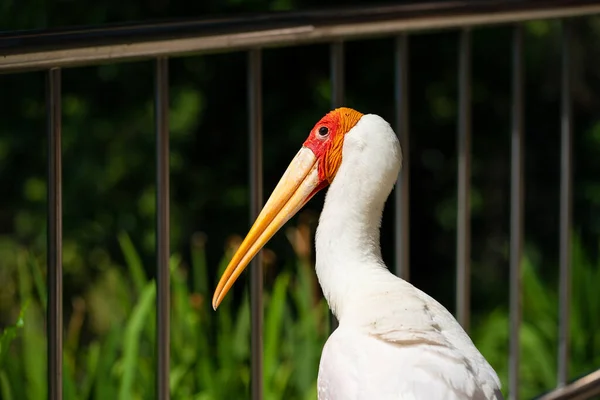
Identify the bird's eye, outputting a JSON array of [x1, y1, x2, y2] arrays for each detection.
[[318, 126, 329, 137]]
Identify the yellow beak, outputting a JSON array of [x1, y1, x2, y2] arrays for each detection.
[[212, 147, 321, 310]]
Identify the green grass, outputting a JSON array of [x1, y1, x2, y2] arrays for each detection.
[[474, 236, 600, 399], [0, 229, 599, 399], [0, 223, 330, 400]]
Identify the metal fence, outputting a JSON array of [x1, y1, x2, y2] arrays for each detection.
[[2, 1, 600, 399]]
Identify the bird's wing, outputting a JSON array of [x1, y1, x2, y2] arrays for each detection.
[[327, 284, 502, 400], [318, 326, 503, 400], [354, 283, 499, 373], [361, 289, 452, 346]]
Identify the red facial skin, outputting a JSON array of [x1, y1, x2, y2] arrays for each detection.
[[302, 107, 364, 199], [303, 110, 342, 183]]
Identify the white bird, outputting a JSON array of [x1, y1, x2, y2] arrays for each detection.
[[212, 108, 503, 400]]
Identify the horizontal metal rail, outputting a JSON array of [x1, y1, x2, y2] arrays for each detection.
[[2, 1, 600, 73], [539, 369, 600, 400]]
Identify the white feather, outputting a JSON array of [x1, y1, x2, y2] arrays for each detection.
[[313, 114, 502, 400]]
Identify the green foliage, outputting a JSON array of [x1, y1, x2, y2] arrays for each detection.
[[0, 227, 329, 400], [1, 230, 599, 399], [0, 301, 28, 368], [473, 235, 600, 399]]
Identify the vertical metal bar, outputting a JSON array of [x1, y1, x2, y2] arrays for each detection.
[[331, 41, 344, 109], [155, 57, 170, 400], [558, 20, 572, 388], [456, 28, 472, 332], [330, 40, 344, 332], [248, 48, 264, 400], [47, 67, 63, 400], [394, 35, 410, 281], [509, 24, 524, 400]]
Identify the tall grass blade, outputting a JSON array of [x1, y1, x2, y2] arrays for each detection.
[[27, 254, 46, 310], [118, 282, 156, 400], [62, 358, 77, 400], [94, 327, 121, 400], [80, 342, 100, 400], [117, 231, 147, 295], [0, 370, 13, 400], [17, 250, 45, 400], [0, 300, 28, 367], [264, 272, 290, 389]]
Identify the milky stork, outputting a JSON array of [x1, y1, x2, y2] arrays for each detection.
[[212, 108, 503, 400]]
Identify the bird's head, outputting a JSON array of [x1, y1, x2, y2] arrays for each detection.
[[212, 107, 400, 309]]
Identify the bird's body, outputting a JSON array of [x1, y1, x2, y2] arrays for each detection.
[[312, 114, 502, 399], [319, 322, 501, 400], [213, 108, 503, 400]]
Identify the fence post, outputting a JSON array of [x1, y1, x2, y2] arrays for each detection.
[[47, 67, 63, 400], [394, 34, 410, 281], [248, 48, 264, 400], [456, 28, 472, 332], [155, 56, 171, 400], [509, 23, 525, 400]]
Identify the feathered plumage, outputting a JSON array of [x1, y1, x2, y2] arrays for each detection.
[[213, 109, 502, 400]]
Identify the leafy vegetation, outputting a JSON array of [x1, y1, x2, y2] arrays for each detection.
[[0, 221, 331, 400], [1, 227, 599, 399], [475, 235, 600, 399]]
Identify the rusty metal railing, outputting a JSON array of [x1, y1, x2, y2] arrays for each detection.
[[2, 1, 600, 399], [509, 22, 525, 400]]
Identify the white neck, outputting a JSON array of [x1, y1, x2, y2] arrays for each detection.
[[313, 114, 402, 320], [315, 179, 389, 319]]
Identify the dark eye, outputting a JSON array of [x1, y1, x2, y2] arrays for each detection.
[[318, 126, 329, 137]]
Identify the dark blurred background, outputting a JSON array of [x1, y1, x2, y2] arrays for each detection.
[[1, 1, 600, 399]]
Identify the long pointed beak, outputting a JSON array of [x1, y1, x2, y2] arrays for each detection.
[[212, 147, 322, 310]]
